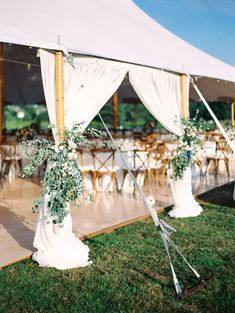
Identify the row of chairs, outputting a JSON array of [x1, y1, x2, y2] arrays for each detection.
[[0, 137, 231, 192], [203, 139, 231, 176], [77, 144, 170, 193], [78, 138, 232, 194]]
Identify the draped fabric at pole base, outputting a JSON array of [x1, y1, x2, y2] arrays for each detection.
[[129, 67, 202, 217], [33, 196, 92, 270], [35, 50, 127, 269], [168, 168, 203, 218]]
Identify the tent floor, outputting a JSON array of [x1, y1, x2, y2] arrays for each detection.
[[1, 162, 235, 269]]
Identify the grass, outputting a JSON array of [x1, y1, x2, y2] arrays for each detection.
[[0, 202, 234, 313]]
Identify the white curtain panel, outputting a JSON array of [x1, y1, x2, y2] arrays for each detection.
[[64, 56, 128, 130], [129, 67, 202, 218], [129, 67, 182, 136]]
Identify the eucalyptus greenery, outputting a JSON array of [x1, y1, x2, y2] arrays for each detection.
[[172, 115, 207, 180], [20, 123, 104, 225]]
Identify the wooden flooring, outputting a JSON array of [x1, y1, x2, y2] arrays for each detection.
[[0, 161, 235, 268]]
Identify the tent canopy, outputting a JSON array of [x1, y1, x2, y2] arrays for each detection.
[[1, 0, 235, 82], [1, 0, 235, 103]]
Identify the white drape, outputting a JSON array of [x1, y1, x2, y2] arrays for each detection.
[[33, 195, 91, 270], [64, 56, 128, 130], [129, 67, 202, 218], [168, 168, 203, 218], [39, 52, 128, 131], [129, 67, 182, 136]]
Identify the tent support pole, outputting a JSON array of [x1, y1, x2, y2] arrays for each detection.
[[231, 100, 234, 127], [0, 43, 3, 143], [55, 51, 65, 140], [180, 74, 189, 118], [112, 91, 118, 130]]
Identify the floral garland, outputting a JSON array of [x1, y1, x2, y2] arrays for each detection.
[[20, 123, 104, 225], [172, 116, 207, 180]]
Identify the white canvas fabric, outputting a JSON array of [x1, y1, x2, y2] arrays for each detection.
[[129, 67, 182, 136], [39, 51, 128, 130], [64, 56, 128, 130], [33, 195, 92, 270], [0, 0, 235, 84], [169, 168, 203, 218]]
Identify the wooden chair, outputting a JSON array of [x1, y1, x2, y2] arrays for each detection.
[[76, 149, 93, 175], [0, 147, 6, 186], [151, 143, 170, 187], [0, 142, 22, 177], [120, 149, 149, 194], [91, 148, 119, 192], [137, 133, 158, 150], [204, 139, 231, 176]]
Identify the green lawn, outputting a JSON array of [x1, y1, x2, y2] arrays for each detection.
[[0, 202, 234, 313]]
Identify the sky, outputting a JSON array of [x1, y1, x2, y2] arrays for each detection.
[[133, 0, 235, 67]]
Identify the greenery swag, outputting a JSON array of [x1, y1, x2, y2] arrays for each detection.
[[20, 124, 104, 225], [172, 116, 207, 180]]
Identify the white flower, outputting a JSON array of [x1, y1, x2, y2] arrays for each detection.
[[52, 144, 59, 153], [59, 145, 64, 151], [68, 152, 74, 160], [68, 140, 77, 149], [68, 152, 77, 160]]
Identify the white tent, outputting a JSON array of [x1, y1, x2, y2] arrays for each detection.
[[0, 0, 234, 274], [1, 0, 235, 103], [1, 0, 235, 83]]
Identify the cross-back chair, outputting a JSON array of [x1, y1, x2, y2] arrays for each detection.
[[0, 142, 22, 177], [91, 148, 119, 192], [120, 149, 149, 194], [204, 139, 231, 176]]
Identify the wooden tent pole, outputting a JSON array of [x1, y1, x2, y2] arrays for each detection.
[[55, 51, 65, 140], [180, 74, 189, 119], [0, 43, 4, 143], [231, 100, 234, 127], [112, 91, 118, 130]]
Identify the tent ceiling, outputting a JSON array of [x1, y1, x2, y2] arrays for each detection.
[[116, 76, 235, 103], [0, 0, 235, 84], [3, 45, 44, 104]]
